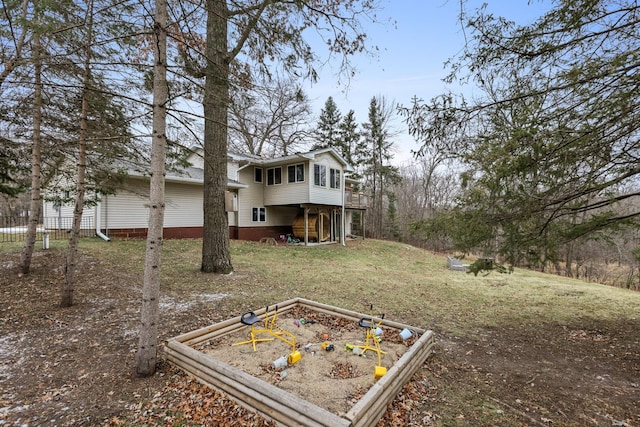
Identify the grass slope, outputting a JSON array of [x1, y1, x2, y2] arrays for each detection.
[[1, 237, 638, 426]]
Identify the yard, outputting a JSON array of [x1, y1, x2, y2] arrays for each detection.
[[1, 238, 638, 426]]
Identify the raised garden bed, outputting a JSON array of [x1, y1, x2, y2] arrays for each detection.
[[164, 297, 435, 427]]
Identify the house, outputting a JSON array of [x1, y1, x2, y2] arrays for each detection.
[[42, 148, 369, 244]]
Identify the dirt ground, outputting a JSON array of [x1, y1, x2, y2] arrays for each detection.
[[1, 250, 639, 426]]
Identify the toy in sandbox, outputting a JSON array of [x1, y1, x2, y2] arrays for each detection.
[[353, 305, 387, 379], [232, 305, 302, 365]]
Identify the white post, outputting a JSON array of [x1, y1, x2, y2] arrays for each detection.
[[341, 171, 346, 246]]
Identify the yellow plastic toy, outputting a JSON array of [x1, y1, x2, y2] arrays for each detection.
[[233, 305, 301, 365], [355, 305, 387, 379]]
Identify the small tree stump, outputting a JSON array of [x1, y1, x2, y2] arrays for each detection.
[[259, 237, 278, 246]]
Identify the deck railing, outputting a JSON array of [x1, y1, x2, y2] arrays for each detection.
[[344, 188, 370, 209]]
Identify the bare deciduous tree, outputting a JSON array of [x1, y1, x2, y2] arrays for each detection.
[[228, 76, 312, 157]]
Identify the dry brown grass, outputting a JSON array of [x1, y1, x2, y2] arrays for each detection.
[[1, 237, 638, 426]]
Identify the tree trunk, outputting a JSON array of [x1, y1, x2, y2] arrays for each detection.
[[19, 33, 43, 275], [62, 0, 93, 308], [135, 0, 167, 377], [201, 0, 233, 274]]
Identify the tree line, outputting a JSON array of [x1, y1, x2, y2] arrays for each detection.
[[397, 0, 640, 289], [297, 0, 640, 291]]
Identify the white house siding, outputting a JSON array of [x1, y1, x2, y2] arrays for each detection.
[[163, 182, 203, 227], [186, 150, 242, 176], [236, 166, 266, 226], [226, 191, 237, 227], [264, 178, 310, 205], [42, 200, 94, 230], [308, 154, 344, 206], [101, 179, 204, 230], [249, 154, 346, 218], [41, 175, 96, 230], [102, 180, 151, 229], [41, 148, 359, 242], [227, 161, 239, 180], [263, 161, 310, 206], [268, 206, 299, 226]]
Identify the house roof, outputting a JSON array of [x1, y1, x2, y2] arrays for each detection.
[[180, 146, 358, 188], [227, 147, 355, 173], [127, 166, 248, 189]]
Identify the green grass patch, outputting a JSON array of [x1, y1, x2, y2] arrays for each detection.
[[51, 237, 636, 336], [5, 237, 638, 336]]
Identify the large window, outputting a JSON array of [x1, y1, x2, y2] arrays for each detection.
[[288, 164, 304, 183], [314, 164, 326, 187], [330, 168, 341, 189], [254, 167, 263, 183], [252, 207, 266, 222], [267, 167, 282, 185]]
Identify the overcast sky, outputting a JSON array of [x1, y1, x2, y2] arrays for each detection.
[[304, 0, 553, 165]]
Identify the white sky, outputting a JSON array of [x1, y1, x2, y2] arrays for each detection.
[[304, 0, 553, 166]]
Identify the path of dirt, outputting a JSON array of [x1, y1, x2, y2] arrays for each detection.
[[1, 250, 639, 426]]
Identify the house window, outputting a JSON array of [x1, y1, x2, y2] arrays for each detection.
[[252, 207, 266, 222], [330, 168, 341, 189], [254, 167, 263, 183], [266, 167, 282, 185], [288, 163, 304, 183], [314, 164, 326, 187]]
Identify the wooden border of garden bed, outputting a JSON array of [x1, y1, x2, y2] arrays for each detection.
[[164, 297, 435, 427]]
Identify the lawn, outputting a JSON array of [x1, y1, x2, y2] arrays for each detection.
[[1, 237, 638, 426]]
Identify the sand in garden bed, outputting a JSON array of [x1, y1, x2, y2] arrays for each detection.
[[195, 307, 417, 416]]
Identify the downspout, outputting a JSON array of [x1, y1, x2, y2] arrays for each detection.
[[95, 195, 110, 241], [341, 171, 346, 246]]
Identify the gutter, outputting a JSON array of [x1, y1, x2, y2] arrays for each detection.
[[236, 162, 251, 180], [95, 196, 111, 241]]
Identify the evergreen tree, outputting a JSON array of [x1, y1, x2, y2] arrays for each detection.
[[402, 0, 640, 267], [0, 138, 25, 197], [136, 0, 168, 377], [6, 0, 139, 275], [338, 109, 366, 184], [385, 189, 400, 240], [361, 96, 399, 238], [312, 96, 342, 150]]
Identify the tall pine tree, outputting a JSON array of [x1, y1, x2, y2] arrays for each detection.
[[361, 96, 399, 238], [338, 109, 365, 182], [312, 96, 342, 150]]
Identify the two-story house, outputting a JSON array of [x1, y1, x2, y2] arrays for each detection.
[[42, 147, 369, 244]]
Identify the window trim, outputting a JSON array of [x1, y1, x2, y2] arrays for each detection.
[[266, 167, 282, 186], [251, 207, 266, 222], [330, 168, 341, 189], [314, 164, 326, 187], [288, 163, 305, 183]]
